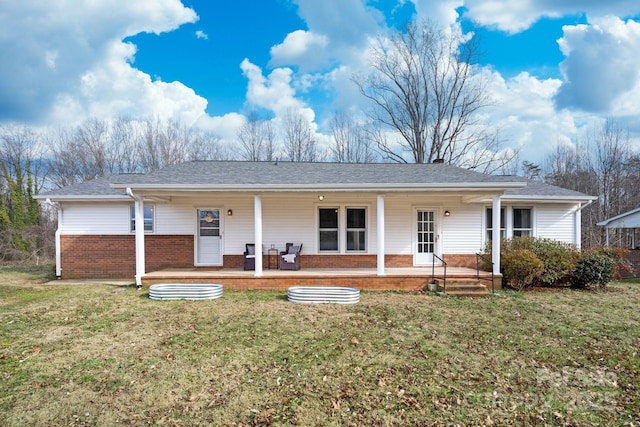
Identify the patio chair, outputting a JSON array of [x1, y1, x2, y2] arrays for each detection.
[[243, 243, 256, 271], [280, 243, 303, 270]]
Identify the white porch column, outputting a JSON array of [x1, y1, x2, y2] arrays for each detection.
[[254, 195, 263, 277], [492, 195, 501, 275], [377, 194, 385, 276], [127, 188, 145, 289]]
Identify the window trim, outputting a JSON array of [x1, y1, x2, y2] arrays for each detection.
[[130, 204, 155, 234], [484, 205, 535, 244], [318, 206, 340, 252], [512, 206, 533, 237], [317, 205, 370, 253]]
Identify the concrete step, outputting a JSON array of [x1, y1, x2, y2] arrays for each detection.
[[432, 280, 491, 297]]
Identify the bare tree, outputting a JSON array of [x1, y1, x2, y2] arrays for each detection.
[[355, 20, 502, 166], [185, 129, 227, 161], [281, 108, 320, 162], [138, 118, 188, 171], [329, 112, 377, 163], [544, 120, 634, 248], [48, 118, 137, 187], [237, 110, 275, 161]]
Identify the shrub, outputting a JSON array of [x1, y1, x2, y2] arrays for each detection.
[[502, 249, 544, 291], [587, 246, 632, 279], [484, 237, 578, 287], [571, 251, 617, 289]]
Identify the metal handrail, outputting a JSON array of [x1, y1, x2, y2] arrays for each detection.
[[431, 254, 447, 293], [475, 253, 495, 294]]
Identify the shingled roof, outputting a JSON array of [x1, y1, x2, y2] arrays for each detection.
[[36, 161, 593, 201]]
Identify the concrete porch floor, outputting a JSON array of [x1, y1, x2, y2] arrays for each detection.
[[142, 267, 498, 292]]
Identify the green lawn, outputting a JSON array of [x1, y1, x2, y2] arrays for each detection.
[[1, 266, 639, 426]]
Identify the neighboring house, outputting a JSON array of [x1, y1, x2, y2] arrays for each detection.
[[597, 207, 640, 248], [597, 207, 640, 277], [36, 161, 595, 288]]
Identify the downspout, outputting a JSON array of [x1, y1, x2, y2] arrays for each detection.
[[126, 188, 145, 289], [46, 199, 62, 278], [574, 200, 594, 251]]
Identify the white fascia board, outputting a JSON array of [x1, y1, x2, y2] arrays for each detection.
[[34, 195, 130, 202], [501, 195, 597, 203], [111, 182, 527, 192]]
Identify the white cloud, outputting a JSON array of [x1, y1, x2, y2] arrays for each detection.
[[47, 41, 207, 126], [482, 71, 574, 161], [555, 16, 640, 113], [0, 0, 198, 125], [293, 0, 383, 46], [195, 30, 208, 40], [270, 30, 329, 69], [410, 0, 465, 29], [459, 0, 640, 34], [240, 58, 306, 114], [195, 112, 245, 142]]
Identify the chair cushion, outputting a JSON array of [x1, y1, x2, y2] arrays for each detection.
[[282, 254, 296, 263], [288, 245, 300, 254], [247, 245, 255, 255]]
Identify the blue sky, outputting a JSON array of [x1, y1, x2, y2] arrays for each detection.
[[1, 1, 640, 166]]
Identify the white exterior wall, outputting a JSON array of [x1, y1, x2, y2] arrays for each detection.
[[59, 196, 581, 257], [62, 202, 130, 234], [535, 203, 576, 244], [441, 202, 484, 254]]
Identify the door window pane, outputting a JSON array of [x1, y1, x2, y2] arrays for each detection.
[[417, 210, 435, 253], [199, 209, 220, 237]]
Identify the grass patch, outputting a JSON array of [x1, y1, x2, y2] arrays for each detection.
[[0, 270, 639, 425]]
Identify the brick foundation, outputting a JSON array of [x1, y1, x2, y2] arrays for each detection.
[[60, 234, 480, 279], [60, 235, 193, 279]]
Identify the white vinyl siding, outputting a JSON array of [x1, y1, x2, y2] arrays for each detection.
[[62, 203, 131, 234], [441, 203, 484, 254], [536, 204, 576, 244]]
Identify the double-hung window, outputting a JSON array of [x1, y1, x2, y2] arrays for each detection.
[[130, 205, 155, 233], [318, 206, 368, 252], [319, 208, 339, 251], [513, 207, 533, 237], [486, 207, 505, 241], [346, 208, 366, 251]]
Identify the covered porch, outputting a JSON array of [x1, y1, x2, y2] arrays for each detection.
[[141, 266, 499, 294]]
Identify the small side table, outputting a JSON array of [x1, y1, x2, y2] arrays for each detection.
[[267, 247, 280, 269]]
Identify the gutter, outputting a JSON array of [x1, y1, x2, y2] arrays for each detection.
[[46, 199, 62, 278]]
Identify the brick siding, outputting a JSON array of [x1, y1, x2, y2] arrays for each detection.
[[60, 235, 193, 279], [60, 234, 479, 278]]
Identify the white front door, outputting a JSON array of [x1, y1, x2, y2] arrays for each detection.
[[196, 208, 222, 266], [414, 208, 439, 266]]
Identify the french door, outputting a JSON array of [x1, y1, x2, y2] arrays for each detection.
[[414, 208, 439, 266]]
